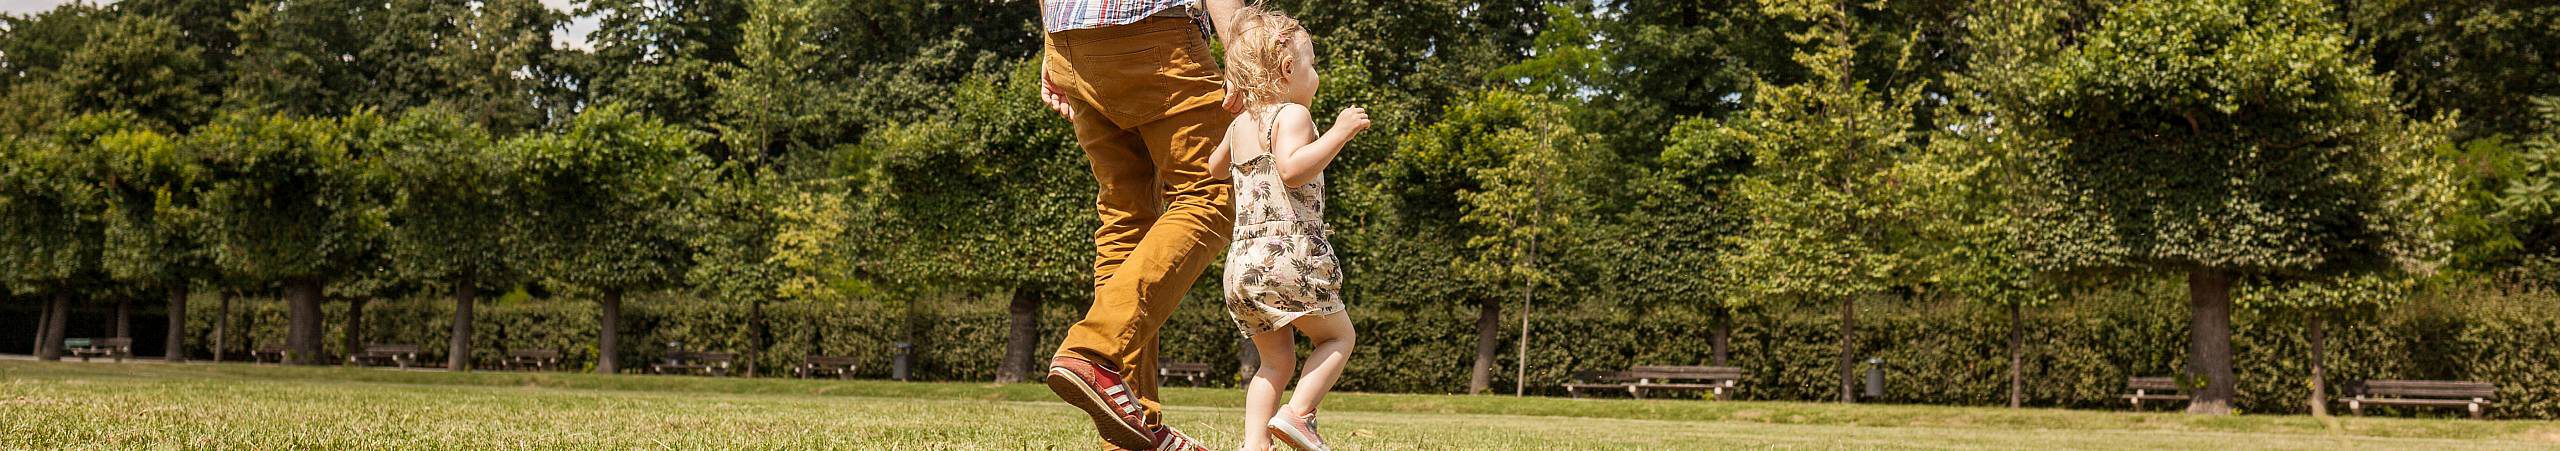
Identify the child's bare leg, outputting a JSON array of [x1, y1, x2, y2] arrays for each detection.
[[1285, 312, 1356, 414], [1242, 327, 1297, 451]]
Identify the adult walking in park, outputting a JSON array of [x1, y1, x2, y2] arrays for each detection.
[[1034, 0, 1243, 450]]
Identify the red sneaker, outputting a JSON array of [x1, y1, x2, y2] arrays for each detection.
[[1149, 424, 1211, 451], [1047, 357, 1153, 449]]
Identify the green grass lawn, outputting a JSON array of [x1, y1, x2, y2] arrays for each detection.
[[3, 360, 2555, 449]]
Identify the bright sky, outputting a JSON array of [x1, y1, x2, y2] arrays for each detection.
[[0, 0, 604, 50]]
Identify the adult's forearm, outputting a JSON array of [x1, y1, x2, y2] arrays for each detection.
[[1202, 0, 1243, 44]]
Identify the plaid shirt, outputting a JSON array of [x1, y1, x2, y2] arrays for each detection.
[[1042, 0, 1198, 33]]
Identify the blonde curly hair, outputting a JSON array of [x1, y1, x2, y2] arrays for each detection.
[[1223, 4, 1308, 108]]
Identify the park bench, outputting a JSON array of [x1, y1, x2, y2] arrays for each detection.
[[793, 355, 860, 379], [2344, 380, 2497, 419], [64, 338, 133, 362], [2122, 376, 2190, 410], [503, 349, 565, 371], [252, 345, 288, 364], [1564, 365, 1748, 400], [348, 344, 432, 369], [651, 351, 734, 377], [1160, 362, 1213, 387]]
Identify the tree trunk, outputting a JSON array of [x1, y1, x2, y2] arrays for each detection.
[[214, 292, 231, 363], [1467, 300, 1503, 395], [1710, 306, 1732, 366], [115, 297, 132, 339], [38, 292, 70, 361], [1755, 309, 1777, 394], [2185, 269, 2236, 415], [32, 295, 51, 356], [2009, 302, 2024, 409], [997, 289, 1042, 384], [748, 299, 766, 378], [749, 300, 768, 378], [1839, 296, 1858, 403], [450, 283, 477, 371], [598, 289, 622, 375], [285, 278, 324, 365], [1516, 279, 1533, 396], [343, 297, 367, 364], [166, 285, 189, 362], [2309, 311, 2329, 417]]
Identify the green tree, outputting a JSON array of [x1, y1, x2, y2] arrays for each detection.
[[2491, 97, 2560, 275], [711, 0, 821, 167], [90, 112, 221, 363], [1953, 0, 2457, 414], [0, 4, 110, 85], [372, 107, 519, 370], [1706, 0, 1928, 404], [511, 104, 708, 374], [193, 112, 385, 365], [1378, 88, 1605, 394], [51, 13, 215, 132], [1598, 0, 1798, 156], [116, 0, 259, 69], [1455, 93, 1608, 396], [1629, 119, 1754, 366], [221, 0, 350, 117], [2345, 0, 2560, 142], [681, 168, 806, 375], [427, 0, 565, 133], [0, 119, 113, 361], [574, 0, 745, 140], [860, 60, 1086, 383], [2238, 275, 2411, 417]]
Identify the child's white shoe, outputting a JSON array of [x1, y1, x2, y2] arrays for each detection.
[[1264, 404, 1329, 451]]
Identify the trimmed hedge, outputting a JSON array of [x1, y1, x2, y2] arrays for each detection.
[[180, 284, 2560, 419]]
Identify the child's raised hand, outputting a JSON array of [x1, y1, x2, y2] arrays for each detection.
[[1334, 107, 1371, 136]]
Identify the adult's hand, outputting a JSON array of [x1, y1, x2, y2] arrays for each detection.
[[1041, 62, 1076, 120], [1206, 0, 1245, 114], [1222, 79, 1244, 113]]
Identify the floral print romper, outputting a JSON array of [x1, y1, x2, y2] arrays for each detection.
[[1223, 104, 1346, 338]]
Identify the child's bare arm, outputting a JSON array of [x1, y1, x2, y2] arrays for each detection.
[[1206, 132, 1233, 180], [1271, 105, 1371, 188]]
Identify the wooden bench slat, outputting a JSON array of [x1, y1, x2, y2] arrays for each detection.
[[2358, 380, 2497, 398], [2121, 394, 2191, 401], [1562, 365, 1747, 400], [654, 350, 735, 377], [2366, 389, 2499, 398], [2344, 379, 2498, 419], [803, 356, 860, 365], [2356, 398, 2494, 407], [2125, 377, 2180, 391], [2363, 380, 2495, 388], [1630, 383, 1725, 390]]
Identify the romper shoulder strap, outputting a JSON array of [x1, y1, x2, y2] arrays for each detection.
[[1261, 103, 1291, 152]]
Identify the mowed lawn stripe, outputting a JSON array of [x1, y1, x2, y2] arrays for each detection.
[[2, 360, 2555, 449]]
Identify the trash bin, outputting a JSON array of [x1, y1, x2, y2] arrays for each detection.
[[892, 342, 914, 381], [1864, 357, 1885, 399]]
